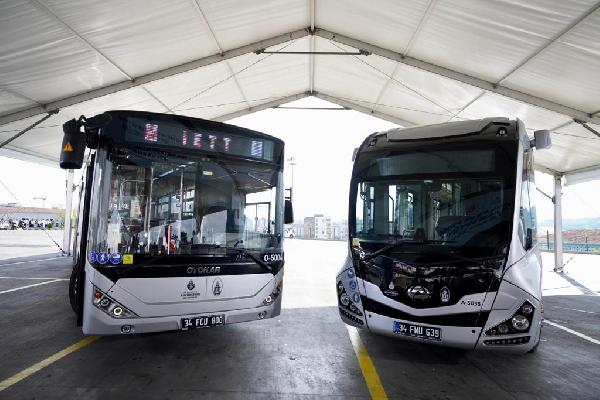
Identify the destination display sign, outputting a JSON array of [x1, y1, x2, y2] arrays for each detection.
[[124, 116, 275, 161]]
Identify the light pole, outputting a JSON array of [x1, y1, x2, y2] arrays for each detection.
[[286, 157, 296, 189]]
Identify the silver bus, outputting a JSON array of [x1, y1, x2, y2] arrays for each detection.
[[336, 118, 550, 352], [60, 110, 292, 335]]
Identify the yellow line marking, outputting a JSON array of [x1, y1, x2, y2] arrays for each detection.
[[346, 326, 388, 400], [0, 336, 100, 392]]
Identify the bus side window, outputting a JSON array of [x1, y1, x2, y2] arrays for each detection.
[[520, 150, 536, 249]]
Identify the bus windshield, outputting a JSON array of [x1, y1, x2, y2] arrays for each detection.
[[352, 143, 517, 257], [90, 147, 283, 257]]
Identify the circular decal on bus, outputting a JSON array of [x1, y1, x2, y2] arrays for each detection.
[[97, 252, 109, 265], [109, 253, 123, 264]]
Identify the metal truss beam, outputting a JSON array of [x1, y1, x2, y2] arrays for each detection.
[[312, 92, 417, 127], [213, 92, 310, 122], [315, 29, 600, 125], [0, 28, 310, 127]]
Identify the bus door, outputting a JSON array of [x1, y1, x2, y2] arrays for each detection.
[[69, 155, 94, 325]]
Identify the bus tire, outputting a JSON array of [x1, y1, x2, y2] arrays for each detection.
[[69, 266, 80, 315]]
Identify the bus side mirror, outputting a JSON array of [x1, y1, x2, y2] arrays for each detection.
[[525, 228, 534, 250], [532, 130, 551, 150], [60, 119, 86, 169], [284, 199, 294, 224]]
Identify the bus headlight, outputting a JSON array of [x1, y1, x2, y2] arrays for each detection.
[[340, 294, 350, 306], [92, 286, 138, 319], [511, 315, 530, 331], [336, 278, 364, 324], [485, 301, 534, 336], [497, 324, 509, 334], [521, 303, 534, 315], [262, 280, 283, 306]]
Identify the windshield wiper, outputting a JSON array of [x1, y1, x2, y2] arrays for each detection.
[[221, 247, 273, 273], [362, 239, 456, 261], [363, 239, 418, 261], [445, 251, 505, 267]]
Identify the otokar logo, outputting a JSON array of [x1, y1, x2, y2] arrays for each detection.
[[186, 266, 221, 275]]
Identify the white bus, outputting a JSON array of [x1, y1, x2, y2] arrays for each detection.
[[61, 110, 292, 335], [336, 118, 550, 352]]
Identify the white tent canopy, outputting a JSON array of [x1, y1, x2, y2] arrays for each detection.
[[1, 0, 600, 182]]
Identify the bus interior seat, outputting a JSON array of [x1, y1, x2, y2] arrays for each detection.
[[435, 216, 465, 236], [414, 228, 426, 241]]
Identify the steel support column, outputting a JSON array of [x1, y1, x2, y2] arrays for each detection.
[[62, 169, 74, 256], [553, 175, 564, 272]]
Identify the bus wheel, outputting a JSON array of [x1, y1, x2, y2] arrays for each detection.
[[69, 267, 80, 315]]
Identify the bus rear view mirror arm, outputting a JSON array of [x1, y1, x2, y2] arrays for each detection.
[[531, 130, 551, 150], [525, 228, 534, 251]]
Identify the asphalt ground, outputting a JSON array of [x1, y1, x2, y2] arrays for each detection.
[[0, 230, 63, 260], [0, 240, 599, 400]]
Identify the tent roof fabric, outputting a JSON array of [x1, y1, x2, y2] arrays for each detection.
[[0, 0, 599, 180]]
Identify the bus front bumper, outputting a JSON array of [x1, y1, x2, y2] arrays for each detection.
[[82, 296, 282, 335], [354, 310, 539, 353]]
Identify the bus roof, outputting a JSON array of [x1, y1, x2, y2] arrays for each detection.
[[384, 117, 511, 142]]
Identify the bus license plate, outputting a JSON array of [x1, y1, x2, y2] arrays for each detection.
[[393, 321, 441, 341], [181, 314, 225, 330]]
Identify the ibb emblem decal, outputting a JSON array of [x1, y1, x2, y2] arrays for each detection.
[[440, 286, 450, 303], [212, 278, 223, 296], [407, 285, 431, 301], [181, 279, 201, 300]]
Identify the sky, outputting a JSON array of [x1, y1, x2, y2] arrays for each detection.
[[1, 96, 600, 223]]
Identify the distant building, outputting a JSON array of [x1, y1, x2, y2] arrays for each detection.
[[297, 215, 347, 240], [303, 216, 315, 239], [332, 220, 349, 240], [314, 214, 332, 239], [291, 222, 304, 238]]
